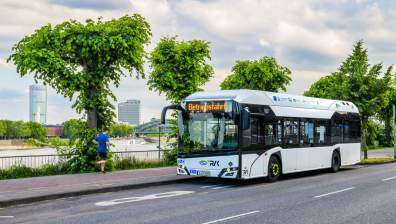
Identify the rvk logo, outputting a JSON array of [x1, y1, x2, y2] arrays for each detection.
[[199, 160, 220, 166]]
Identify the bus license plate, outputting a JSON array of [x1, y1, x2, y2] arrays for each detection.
[[190, 169, 211, 176]]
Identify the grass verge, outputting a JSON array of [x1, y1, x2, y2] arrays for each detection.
[[360, 157, 396, 165]]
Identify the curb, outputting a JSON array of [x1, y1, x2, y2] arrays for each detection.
[[0, 176, 198, 208], [357, 159, 396, 166]]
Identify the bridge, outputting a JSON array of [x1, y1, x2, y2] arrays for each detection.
[[134, 118, 174, 135]]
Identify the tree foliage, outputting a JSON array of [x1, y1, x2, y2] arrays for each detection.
[[8, 14, 151, 172], [62, 119, 87, 140], [8, 14, 151, 129], [0, 120, 46, 140], [109, 123, 134, 137], [304, 40, 393, 157], [220, 56, 291, 92], [148, 36, 214, 104]]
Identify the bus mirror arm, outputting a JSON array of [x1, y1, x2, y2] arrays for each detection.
[[161, 104, 184, 124]]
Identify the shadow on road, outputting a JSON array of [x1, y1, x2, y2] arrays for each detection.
[[180, 166, 361, 188]]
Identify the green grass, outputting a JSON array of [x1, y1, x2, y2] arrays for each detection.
[[367, 145, 389, 150], [0, 163, 70, 180], [360, 157, 396, 164], [141, 133, 168, 137], [0, 157, 173, 180], [114, 157, 172, 170]]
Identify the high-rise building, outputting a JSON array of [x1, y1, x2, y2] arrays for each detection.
[[29, 85, 47, 124], [118, 99, 140, 126]]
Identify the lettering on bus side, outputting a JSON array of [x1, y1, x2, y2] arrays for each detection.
[[199, 160, 220, 167]]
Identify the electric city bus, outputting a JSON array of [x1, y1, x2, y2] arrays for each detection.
[[161, 90, 361, 182]]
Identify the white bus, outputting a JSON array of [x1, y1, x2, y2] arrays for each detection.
[[161, 89, 361, 182]]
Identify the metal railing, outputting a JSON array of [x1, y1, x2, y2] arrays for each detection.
[[0, 150, 170, 170]]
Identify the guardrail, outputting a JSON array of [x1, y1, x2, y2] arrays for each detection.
[[0, 150, 170, 170]]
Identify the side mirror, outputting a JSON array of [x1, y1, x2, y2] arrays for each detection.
[[241, 107, 250, 130], [161, 104, 183, 124]]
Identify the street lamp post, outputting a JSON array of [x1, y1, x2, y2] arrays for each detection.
[[158, 124, 163, 160], [393, 104, 396, 159]]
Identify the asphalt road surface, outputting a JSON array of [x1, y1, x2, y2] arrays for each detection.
[[1, 163, 396, 224]]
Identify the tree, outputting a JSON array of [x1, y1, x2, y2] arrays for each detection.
[[26, 122, 47, 141], [377, 77, 396, 146], [19, 122, 32, 139], [62, 119, 87, 140], [220, 56, 291, 92], [148, 37, 214, 164], [148, 36, 214, 104], [8, 15, 151, 172], [8, 14, 151, 130], [0, 121, 6, 138], [109, 123, 133, 137], [304, 40, 392, 159]]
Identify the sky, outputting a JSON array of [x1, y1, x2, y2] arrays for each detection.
[[0, 0, 395, 124]]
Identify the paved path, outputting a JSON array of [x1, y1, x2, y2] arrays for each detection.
[[366, 147, 395, 158], [1, 163, 396, 224], [0, 167, 193, 207]]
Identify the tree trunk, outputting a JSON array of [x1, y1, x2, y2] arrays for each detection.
[[361, 116, 368, 159], [87, 88, 98, 130]]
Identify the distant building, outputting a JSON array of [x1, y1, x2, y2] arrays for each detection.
[[118, 99, 140, 126], [29, 85, 47, 124], [44, 124, 63, 137]]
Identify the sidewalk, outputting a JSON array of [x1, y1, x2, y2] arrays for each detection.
[[0, 167, 195, 208], [365, 147, 395, 158]]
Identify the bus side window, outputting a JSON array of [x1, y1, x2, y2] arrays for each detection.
[[314, 120, 330, 145], [300, 120, 314, 145], [331, 120, 343, 144], [284, 119, 299, 145], [263, 123, 275, 145]]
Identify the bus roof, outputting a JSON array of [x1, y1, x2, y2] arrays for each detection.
[[184, 89, 359, 115]]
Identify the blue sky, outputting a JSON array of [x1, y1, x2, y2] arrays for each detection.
[[0, 0, 395, 124]]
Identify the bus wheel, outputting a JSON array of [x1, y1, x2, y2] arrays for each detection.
[[331, 151, 341, 173], [268, 156, 281, 182]]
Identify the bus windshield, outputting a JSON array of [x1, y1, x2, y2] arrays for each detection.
[[180, 101, 238, 153]]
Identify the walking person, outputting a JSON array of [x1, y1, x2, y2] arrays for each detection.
[[93, 129, 110, 173]]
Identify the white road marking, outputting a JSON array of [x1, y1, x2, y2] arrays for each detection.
[[314, 187, 355, 198], [212, 186, 232, 190], [202, 210, 260, 224], [0, 216, 14, 218], [95, 191, 194, 206], [382, 176, 396, 182], [200, 185, 223, 189]]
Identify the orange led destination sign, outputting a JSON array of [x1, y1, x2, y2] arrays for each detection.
[[187, 101, 228, 112]]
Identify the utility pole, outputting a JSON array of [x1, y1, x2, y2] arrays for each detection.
[[393, 104, 396, 159], [158, 124, 163, 160]]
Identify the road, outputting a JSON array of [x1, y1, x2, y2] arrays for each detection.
[[1, 163, 396, 224]]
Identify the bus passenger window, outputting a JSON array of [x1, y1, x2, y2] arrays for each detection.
[[300, 121, 314, 145], [284, 119, 298, 145], [264, 123, 275, 145], [331, 120, 343, 144], [315, 120, 330, 144]]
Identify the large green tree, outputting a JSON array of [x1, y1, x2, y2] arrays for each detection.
[[8, 14, 151, 130], [8, 15, 151, 172], [148, 36, 214, 163], [377, 84, 396, 146], [304, 41, 392, 159], [148, 37, 214, 104], [220, 56, 291, 92]]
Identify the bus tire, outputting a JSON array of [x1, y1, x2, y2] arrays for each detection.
[[267, 156, 281, 182], [331, 151, 341, 173]]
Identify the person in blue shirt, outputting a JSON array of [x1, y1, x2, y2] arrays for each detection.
[[93, 129, 110, 173]]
